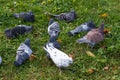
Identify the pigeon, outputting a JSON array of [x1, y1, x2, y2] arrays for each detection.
[[0, 56, 2, 65], [48, 19, 60, 38], [5, 25, 32, 39], [45, 10, 77, 22], [14, 38, 32, 66], [68, 21, 96, 36], [76, 22, 104, 47], [13, 11, 35, 22], [43, 44, 73, 68], [46, 36, 61, 58]]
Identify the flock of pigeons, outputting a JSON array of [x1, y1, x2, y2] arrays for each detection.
[[0, 10, 105, 68]]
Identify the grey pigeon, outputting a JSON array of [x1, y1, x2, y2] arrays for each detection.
[[68, 21, 96, 36], [13, 11, 35, 22], [48, 19, 60, 38], [0, 56, 2, 65], [5, 25, 32, 39], [76, 22, 104, 47], [14, 38, 32, 66], [45, 10, 77, 22]]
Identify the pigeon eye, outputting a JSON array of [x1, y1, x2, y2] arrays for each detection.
[[55, 31, 58, 33]]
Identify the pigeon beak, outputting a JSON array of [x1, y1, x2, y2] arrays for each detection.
[[13, 13, 19, 18]]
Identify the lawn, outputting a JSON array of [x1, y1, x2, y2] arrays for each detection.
[[0, 0, 120, 80]]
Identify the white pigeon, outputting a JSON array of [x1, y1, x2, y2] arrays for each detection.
[[43, 43, 73, 68], [0, 56, 2, 65]]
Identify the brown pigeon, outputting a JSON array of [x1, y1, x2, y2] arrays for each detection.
[[76, 22, 104, 47]]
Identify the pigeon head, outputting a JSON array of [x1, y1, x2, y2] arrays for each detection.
[[48, 19, 54, 26], [70, 10, 75, 13], [5, 29, 14, 38], [14, 52, 29, 66], [29, 11, 33, 15], [24, 38, 30, 47], [14, 61, 21, 66], [13, 13, 20, 18], [70, 10, 77, 18], [87, 21, 96, 29], [24, 13, 35, 22]]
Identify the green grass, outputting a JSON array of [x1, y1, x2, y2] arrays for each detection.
[[0, 0, 120, 80]]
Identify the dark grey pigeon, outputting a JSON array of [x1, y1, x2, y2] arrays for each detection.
[[5, 25, 32, 39], [46, 35, 61, 59], [68, 21, 96, 36], [48, 19, 60, 38], [13, 11, 35, 22], [76, 22, 104, 47], [14, 38, 32, 66], [45, 10, 77, 22]]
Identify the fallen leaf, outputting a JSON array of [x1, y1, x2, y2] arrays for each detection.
[[69, 54, 74, 60], [104, 28, 111, 34], [41, 1, 46, 5], [86, 51, 96, 58], [88, 69, 94, 74], [29, 54, 37, 61], [57, 39, 62, 43], [47, 16, 50, 20], [99, 13, 108, 18], [104, 66, 109, 71]]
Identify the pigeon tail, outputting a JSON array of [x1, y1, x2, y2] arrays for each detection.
[[98, 22, 104, 34], [45, 12, 58, 18], [68, 29, 80, 36], [24, 38, 30, 47], [76, 37, 90, 43], [68, 24, 87, 36]]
